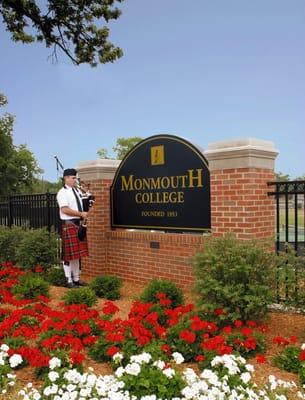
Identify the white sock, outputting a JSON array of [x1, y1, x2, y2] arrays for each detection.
[[63, 262, 72, 283], [70, 259, 80, 282]]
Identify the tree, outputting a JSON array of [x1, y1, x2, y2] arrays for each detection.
[[295, 174, 305, 181], [97, 147, 109, 159], [0, 93, 42, 195], [275, 171, 290, 182], [0, 0, 124, 67], [32, 178, 62, 194], [112, 136, 143, 159]]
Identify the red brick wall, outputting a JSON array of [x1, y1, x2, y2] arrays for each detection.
[[104, 230, 205, 288], [211, 168, 275, 239], [81, 167, 275, 288], [81, 179, 112, 278]]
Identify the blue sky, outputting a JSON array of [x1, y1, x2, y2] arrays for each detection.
[[0, 0, 304, 181]]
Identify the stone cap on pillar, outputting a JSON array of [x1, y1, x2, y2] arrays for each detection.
[[76, 159, 120, 181], [204, 137, 278, 171]]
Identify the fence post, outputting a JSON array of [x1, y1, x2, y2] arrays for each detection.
[[46, 191, 51, 232], [8, 196, 13, 227]]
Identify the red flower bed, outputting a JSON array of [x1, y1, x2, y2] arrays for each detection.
[[0, 261, 291, 374]]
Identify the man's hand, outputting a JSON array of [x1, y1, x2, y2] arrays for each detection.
[[80, 212, 88, 220]]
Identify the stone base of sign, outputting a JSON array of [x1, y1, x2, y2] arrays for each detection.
[[78, 137, 278, 289]]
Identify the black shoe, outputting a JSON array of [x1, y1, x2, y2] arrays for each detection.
[[73, 280, 87, 286], [67, 282, 77, 289]]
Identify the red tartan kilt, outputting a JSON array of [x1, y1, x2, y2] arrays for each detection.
[[61, 224, 89, 261]]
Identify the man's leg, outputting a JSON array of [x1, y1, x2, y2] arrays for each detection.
[[70, 259, 86, 286], [63, 261, 75, 288]]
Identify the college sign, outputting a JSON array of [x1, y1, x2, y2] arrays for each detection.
[[110, 134, 211, 232]]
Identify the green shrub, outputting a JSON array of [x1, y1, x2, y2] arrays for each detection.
[[16, 228, 58, 271], [141, 341, 169, 362], [193, 234, 276, 323], [88, 336, 110, 363], [3, 337, 26, 350], [0, 225, 24, 264], [0, 308, 9, 322], [273, 345, 305, 386], [12, 273, 50, 299], [46, 267, 67, 287], [273, 345, 301, 374], [89, 274, 122, 300], [300, 363, 305, 386], [63, 287, 97, 307], [140, 279, 184, 308]]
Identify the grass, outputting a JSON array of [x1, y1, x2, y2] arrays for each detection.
[[279, 209, 304, 228], [278, 209, 305, 242]]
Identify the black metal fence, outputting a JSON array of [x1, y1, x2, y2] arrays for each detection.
[[0, 193, 60, 233], [268, 180, 305, 255], [268, 180, 305, 304]]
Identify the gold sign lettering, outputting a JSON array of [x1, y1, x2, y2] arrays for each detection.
[[135, 191, 185, 204], [140, 210, 178, 218], [120, 169, 203, 191], [121, 175, 134, 191], [187, 169, 203, 188], [161, 177, 170, 189], [141, 210, 165, 217]]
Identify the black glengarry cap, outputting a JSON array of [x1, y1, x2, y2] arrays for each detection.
[[63, 168, 77, 177]]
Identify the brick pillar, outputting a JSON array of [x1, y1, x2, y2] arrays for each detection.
[[204, 138, 278, 239], [76, 159, 120, 279]]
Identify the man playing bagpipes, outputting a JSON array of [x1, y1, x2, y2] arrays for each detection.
[[56, 168, 92, 288]]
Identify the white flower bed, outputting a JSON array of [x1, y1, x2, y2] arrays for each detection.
[[14, 352, 303, 400], [0, 343, 23, 395]]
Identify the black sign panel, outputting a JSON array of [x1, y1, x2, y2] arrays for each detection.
[[111, 135, 211, 232]]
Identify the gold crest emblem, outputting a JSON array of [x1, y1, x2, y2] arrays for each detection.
[[151, 145, 165, 166]]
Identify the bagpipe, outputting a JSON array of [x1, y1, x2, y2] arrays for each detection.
[[54, 156, 95, 241], [77, 180, 95, 212], [76, 181, 95, 241]]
